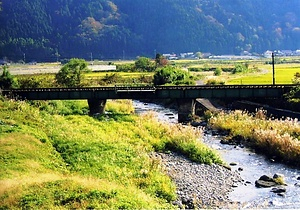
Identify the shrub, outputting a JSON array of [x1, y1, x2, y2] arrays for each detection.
[[153, 66, 194, 85], [205, 79, 225, 85], [214, 67, 222, 76]]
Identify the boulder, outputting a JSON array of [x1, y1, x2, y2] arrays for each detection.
[[255, 179, 277, 188], [255, 174, 286, 188]]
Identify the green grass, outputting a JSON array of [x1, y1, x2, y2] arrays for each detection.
[[0, 98, 222, 209], [227, 64, 300, 84]]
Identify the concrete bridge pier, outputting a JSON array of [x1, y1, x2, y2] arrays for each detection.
[[88, 99, 107, 115], [177, 99, 196, 123]]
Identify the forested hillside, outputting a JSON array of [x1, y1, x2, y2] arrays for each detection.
[[0, 0, 299, 61]]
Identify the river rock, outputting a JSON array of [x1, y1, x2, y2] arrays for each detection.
[[255, 175, 277, 188], [294, 183, 300, 187], [255, 179, 277, 188], [255, 174, 287, 188], [271, 187, 286, 194]]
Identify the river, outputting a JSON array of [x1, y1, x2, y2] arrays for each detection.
[[133, 100, 300, 209]]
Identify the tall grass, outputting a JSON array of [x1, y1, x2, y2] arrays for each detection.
[[209, 110, 300, 166], [0, 97, 221, 209]]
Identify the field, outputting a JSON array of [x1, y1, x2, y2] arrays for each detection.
[[4, 56, 300, 86], [227, 63, 300, 85]]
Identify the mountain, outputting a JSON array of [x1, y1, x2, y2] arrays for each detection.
[[0, 0, 299, 61]]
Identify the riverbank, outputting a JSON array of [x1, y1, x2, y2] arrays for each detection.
[[153, 151, 243, 208], [135, 101, 300, 209], [0, 98, 231, 209]]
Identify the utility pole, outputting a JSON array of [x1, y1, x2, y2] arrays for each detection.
[[90, 52, 93, 65], [272, 52, 275, 85]]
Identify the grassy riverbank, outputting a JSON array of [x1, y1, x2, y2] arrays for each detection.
[[208, 110, 300, 166], [0, 98, 221, 209]]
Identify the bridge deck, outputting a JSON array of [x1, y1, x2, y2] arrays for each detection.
[[2, 84, 297, 100]]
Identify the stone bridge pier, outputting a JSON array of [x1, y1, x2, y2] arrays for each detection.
[[88, 99, 107, 115], [177, 99, 196, 123]]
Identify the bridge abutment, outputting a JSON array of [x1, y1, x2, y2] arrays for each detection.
[[177, 99, 196, 123], [88, 99, 107, 115]]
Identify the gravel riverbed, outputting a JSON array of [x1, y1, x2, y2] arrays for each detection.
[[152, 152, 244, 209]]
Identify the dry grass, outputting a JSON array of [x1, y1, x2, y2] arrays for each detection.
[[209, 110, 300, 166]]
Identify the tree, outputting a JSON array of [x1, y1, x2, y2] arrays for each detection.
[[134, 57, 155, 72], [153, 66, 194, 85], [0, 66, 18, 89], [55, 58, 89, 87]]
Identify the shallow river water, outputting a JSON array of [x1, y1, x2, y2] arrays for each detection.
[[133, 100, 300, 209]]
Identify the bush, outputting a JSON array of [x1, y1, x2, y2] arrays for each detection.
[[205, 79, 225, 85], [153, 66, 194, 85], [232, 64, 248, 74], [214, 67, 222, 76]]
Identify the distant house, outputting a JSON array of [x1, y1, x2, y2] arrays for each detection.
[[163, 53, 178, 60], [263, 50, 273, 58], [179, 52, 195, 59]]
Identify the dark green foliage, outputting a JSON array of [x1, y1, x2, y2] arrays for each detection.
[[0, 66, 18, 89], [0, 0, 299, 60], [55, 58, 89, 87], [153, 66, 194, 85], [188, 67, 203, 72]]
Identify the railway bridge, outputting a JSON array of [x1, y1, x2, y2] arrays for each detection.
[[2, 84, 296, 122]]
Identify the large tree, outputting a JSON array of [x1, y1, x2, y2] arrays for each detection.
[[134, 57, 155, 72], [55, 58, 89, 87], [153, 66, 194, 85]]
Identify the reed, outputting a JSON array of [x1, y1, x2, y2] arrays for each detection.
[[209, 110, 300, 166]]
